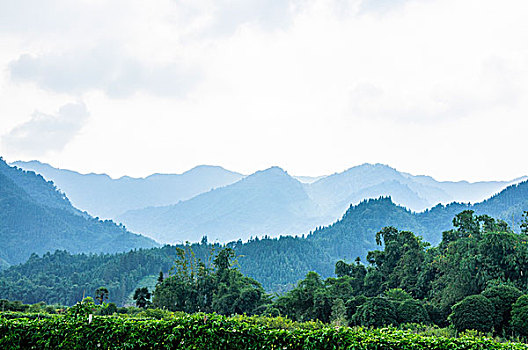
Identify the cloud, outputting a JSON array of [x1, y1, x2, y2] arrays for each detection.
[[8, 45, 200, 98], [359, 0, 411, 14], [1, 102, 89, 156], [206, 0, 295, 35], [347, 55, 522, 124]]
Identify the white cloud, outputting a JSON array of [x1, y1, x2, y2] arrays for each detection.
[[0, 0, 528, 181], [8, 44, 201, 98], [2, 102, 89, 156]]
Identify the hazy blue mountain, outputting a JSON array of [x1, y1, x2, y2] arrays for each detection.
[[308, 163, 525, 214], [12, 160, 244, 219], [117, 163, 525, 244], [12, 160, 525, 245], [409, 173, 528, 205], [310, 179, 528, 264], [0, 158, 158, 266], [118, 167, 331, 243]]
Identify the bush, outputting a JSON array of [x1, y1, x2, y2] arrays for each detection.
[[99, 302, 117, 316], [385, 288, 412, 301], [0, 312, 526, 349], [353, 297, 397, 327], [397, 299, 429, 325], [511, 294, 528, 337], [449, 295, 495, 333], [482, 285, 522, 335], [424, 302, 449, 327]]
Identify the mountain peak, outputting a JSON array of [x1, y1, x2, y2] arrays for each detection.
[[248, 166, 292, 180]]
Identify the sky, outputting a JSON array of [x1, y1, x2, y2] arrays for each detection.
[[1, 0, 527, 182]]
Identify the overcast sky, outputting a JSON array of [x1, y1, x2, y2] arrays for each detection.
[[1, 0, 527, 181]]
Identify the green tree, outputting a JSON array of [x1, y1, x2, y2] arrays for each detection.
[[133, 287, 151, 309], [397, 299, 429, 325], [353, 297, 397, 327], [330, 298, 348, 326], [367, 227, 428, 295], [521, 211, 528, 234], [157, 271, 164, 286], [449, 295, 494, 333], [511, 294, 528, 337], [94, 287, 109, 305], [481, 285, 522, 335]]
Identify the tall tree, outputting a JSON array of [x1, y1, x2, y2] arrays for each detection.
[[133, 287, 151, 308], [94, 287, 109, 305]]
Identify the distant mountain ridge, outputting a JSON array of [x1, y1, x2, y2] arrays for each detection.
[[0, 158, 158, 266], [118, 167, 331, 243], [12, 160, 244, 218], [309, 179, 528, 263], [12, 160, 526, 244], [118, 164, 526, 243]]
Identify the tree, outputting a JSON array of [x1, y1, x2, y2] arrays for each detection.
[[481, 285, 522, 335], [330, 298, 348, 326], [521, 211, 528, 234], [133, 287, 151, 308], [153, 246, 268, 315], [367, 227, 428, 295], [94, 287, 109, 305], [512, 295, 528, 336], [157, 271, 164, 286], [397, 299, 429, 325], [449, 295, 494, 333], [353, 297, 397, 327]]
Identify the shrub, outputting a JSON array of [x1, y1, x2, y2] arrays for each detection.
[[353, 297, 397, 327], [397, 299, 429, 325], [482, 285, 522, 335], [511, 294, 528, 337], [0, 313, 526, 349], [449, 295, 495, 333], [385, 288, 412, 301]]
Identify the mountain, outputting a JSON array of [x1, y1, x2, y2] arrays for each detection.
[[119, 163, 524, 243], [13, 161, 525, 244], [118, 167, 330, 243], [11, 160, 244, 219], [3, 180, 527, 304], [309, 179, 528, 263], [308, 163, 525, 215], [0, 158, 158, 266]]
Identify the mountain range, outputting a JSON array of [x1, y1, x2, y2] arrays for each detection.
[[12, 161, 244, 219], [0, 158, 158, 267], [13, 160, 527, 244], [2, 176, 527, 303]]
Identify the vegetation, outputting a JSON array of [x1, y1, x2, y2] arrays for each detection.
[[0, 157, 157, 267], [1, 311, 527, 350]]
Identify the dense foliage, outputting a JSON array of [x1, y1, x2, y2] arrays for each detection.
[[272, 211, 528, 337], [1, 311, 527, 350], [152, 246, 269, 315], [0, 157, 157, 266]]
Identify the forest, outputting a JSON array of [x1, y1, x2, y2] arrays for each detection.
[[3, 210, 528, 340]]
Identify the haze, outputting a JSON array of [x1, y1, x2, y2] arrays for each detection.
[[1, 0, 527, 181]]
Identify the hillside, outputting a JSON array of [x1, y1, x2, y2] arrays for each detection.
[[308, 163, 526, 217], [12, 160, 244, 219], [119, 163, 525, 244], [0, 158, 158, 266], [2, 179, 527, 303], [310, 180, 528, 263], [118, 167, 330, 243], [13, 161, 525, 244]]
